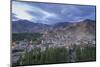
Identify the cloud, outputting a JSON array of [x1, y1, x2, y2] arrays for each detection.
[[60, 5, 96, 22], [12, 1, 60, 24], [12, 1, 96, 24], [12, 1, 37, 22]]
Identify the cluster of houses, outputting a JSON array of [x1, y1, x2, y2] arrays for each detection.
[[12, 39, 47, 65], [12, 39, 33, 65], [42, 30, 96, 47]]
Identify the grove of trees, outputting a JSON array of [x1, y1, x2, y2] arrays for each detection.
[[18, 47, 69, 65], [16, 45, 96, 66]]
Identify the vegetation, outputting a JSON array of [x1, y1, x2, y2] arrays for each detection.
[[76, 45, 96, 62], [18, 47, 69, 65], [13, 44, 96, 66]]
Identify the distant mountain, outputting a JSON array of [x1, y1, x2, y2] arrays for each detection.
[[12, 19, 96, 35], [12, 20, 50, 33], [66, 19, 96, 34], [53, 22, 71, 28], [82, 19, 96, 23]]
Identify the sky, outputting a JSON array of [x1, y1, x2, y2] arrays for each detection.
[[12, 1, 96, 24]]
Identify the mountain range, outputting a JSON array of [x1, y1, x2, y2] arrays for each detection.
[[12, 19, 96, 34], [12, 20, 50, 33]]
